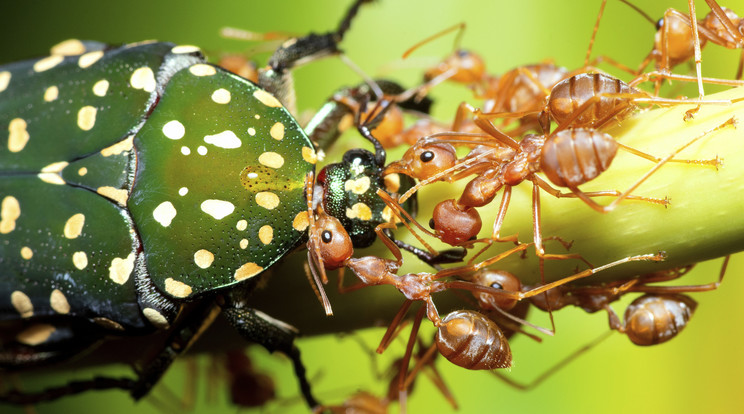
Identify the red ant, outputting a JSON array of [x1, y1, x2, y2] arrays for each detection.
[[529, 256, 728, 346]]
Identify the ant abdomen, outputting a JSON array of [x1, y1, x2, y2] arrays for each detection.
[[623, 294, 698, 346], [540, 128, 619, 188], [435, 310, 511, 370], [546, 73, 639, 129]]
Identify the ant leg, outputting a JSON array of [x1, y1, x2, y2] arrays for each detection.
[[624, 255, 728, 294], [596, 117, 735, 213], [377, 300, 414, 354], [467, 186, 521, 265], [396, 306, 426, 414], [492, 330, 613, 390], [533, 175, 669, 207], [584, 0, 608, 68]]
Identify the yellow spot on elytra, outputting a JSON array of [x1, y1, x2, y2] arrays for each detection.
[[78, 167, 88, 176], [384, 173, 401, 193], [78, 50, 104, 68], [194, 249, 215, 269], [181, 146, 191, 155], [93, 79, 109, 97], [94, 317, 125, 331], [253, 89, 281, 108], [101, 136, 133, 157], [382, 205, 395, 223], [97, 186, 128, 206], [162, 120, 185, 140], [239, 239, 249, 249], [201, 199, 235, 219], [269, 122, 285, 140], [72, 251, 88, 270], [16, 324, 55, 346], [20, 246, 33, 260], [142, 308, 169, 328], [204, 130, 241, 148], [0, 71, 10, 92], [77, 106, 97, 131], [0, 196, 20, 234], [8, 118, 30, 152], [50, 39, 86, 56], [346, 203, 372, 221], [247, 128, 256, 136], [109, 253, 135, 285], [234, 262, 263, 281], [345, 176, 371, 195], [34, 55, 64, 72], [211, 88, 231, 104], [50, 289, 70, 314], [130, 67, 156, 92], [236, 219, 247, 231], [197, 146, 207, 155], [255, 192, 279, 210], [302, 146, 317, 164], [258, 152, 284, 169], [153, 201, 177, 227], [172, 45, 201, 54], [178, 187, 188, 196], [165, 277, 192, 298], [63, 213, 85, 239], [258, 225, 274, 245], [11, 291, 33, 318], [293, 211, 309, 231], [189, 64, 217, 77], [38, 164, 67, 185], [44, 85, 59, 102]]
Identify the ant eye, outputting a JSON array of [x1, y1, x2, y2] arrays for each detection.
[[321, 230, 333, 243], [428, 218, 436, 229], [655, 18, 664, 30], [491, 282, 504, 290], [457, 49, 469, 58], [420, 150, 435, 163]]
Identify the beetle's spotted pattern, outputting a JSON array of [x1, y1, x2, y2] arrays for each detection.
[[77, 106, 97, 131], [204, 130, 241, 149], [162, 120, 185, 140], [92, 80, 109, 97], [33, 55, 64, 72], [8, 118, 30, 152], [16, 324, 55, 346], [43, 85, 59, 102], [63, 213, 85, 239], [0, 195, 20, 234], [20, 246, 33, 260], [153, 201, 177, 227], [78, 51, 104, 69], [270, 122, 285, 140], [50, 289, 70, 314], [130, 67, 156, 92], [0, 39, 324, 363], [11, 291, 33, 318]]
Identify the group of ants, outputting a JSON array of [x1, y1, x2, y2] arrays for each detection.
[[161, 0, 744, 412]]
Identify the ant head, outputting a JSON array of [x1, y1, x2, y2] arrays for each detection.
[[425, 49, 486, 84], [472, 269, 521, 311], [385, 141, 457, 181], [317, 148, 417, 248], [309, 208, 354, 271]]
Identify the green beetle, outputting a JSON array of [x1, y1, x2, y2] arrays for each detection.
[[0, 0, 433, 407]]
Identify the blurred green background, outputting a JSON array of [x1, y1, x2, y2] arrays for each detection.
[[1, 0, 744, 413]]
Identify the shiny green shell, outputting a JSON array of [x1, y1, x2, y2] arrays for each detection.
[[0, 41, 316, 335]]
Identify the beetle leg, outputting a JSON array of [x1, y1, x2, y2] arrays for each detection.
[[221, 306, 319, 409]]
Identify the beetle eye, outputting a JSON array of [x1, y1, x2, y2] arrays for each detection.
[[321, 230, 333, 243], [420, 150, 435, 163], [428, 218, 436, 229]]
